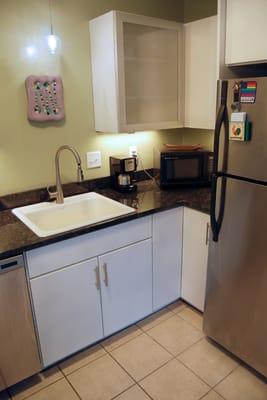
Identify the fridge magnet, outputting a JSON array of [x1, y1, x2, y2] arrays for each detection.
[[240, 81, 257, 104], [25, 75, 65, 121]]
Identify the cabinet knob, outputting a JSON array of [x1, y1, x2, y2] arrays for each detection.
[[102, 263, 109, 287]]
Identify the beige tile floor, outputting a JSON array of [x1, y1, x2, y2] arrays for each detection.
[[2, 301, 267, 400]]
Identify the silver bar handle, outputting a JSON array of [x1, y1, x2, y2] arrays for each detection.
[[95, 266, 100, 290], [205, 222, 210, 245], [102, 263, 108, 287]]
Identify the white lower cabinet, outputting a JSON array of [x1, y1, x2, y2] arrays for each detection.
[[99, 239, 152, 337], [27, 207, 210, 368], [30, 258, 103, 367], [152, 208, 183, 310], [182, 207, 209, 312]]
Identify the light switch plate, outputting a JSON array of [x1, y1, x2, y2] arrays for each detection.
[[86, 151, 101, 169]]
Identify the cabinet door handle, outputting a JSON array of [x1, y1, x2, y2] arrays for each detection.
[[95, 266, 100, 290], [102, 263, 108, 287], [205, 222, 210, 245]]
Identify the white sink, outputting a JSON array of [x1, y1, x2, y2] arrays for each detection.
[[12, 192, 136, 237]]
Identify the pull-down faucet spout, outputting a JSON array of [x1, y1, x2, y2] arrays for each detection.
[[48, 145, 84, 204]]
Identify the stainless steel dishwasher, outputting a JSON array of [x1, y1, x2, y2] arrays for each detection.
[[0, 255, 41, 390]]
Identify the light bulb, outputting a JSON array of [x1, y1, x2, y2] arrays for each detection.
[[26, 46, 37, 57], [47, 34, 58, 54]]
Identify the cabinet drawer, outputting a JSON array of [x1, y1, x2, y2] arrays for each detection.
[[27, 216, 152, 278]]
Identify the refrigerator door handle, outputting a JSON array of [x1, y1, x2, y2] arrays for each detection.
[[213, 105, 226, 174], [210, 80, 228, 242], [213, 80, 228, 175], [210, 175, 227, 242]]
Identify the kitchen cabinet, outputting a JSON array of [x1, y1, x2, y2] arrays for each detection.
[[26, 205, 210, 369], [99, 239, 152, 336], [184, 16, 218, 129], [225, 0, 267, 65], [30, 258, 103, 367], [27, 216, 151, 278], [182, 207, 209, 311], [89, 11, 184, 132], [152, 208, 183, 310], [27, 216, 152, 366]]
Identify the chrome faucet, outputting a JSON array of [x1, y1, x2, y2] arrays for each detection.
[[48, 145, 84, 204]]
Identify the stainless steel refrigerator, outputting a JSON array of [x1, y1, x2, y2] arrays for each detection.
[[203, 77, 267, 377]]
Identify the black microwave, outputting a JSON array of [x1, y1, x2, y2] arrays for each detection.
[[154, 150, 213, 188]]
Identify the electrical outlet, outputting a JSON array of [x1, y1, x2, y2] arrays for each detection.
[[129, 145, 137, 157], [86, 151, 101, 169]]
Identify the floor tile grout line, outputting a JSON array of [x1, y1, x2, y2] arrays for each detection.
[[167, 304, 187, 315], [109, 345, 176, 386], [197, 389, 213, 400], [108, 351, 139, 384], [135, 382, 154, 400], [8, 302, 183, 400], [197, 388, 226, 400], [7, 302, 199, 400], [142, 329, 178, 358], [175, 335, 205, 358], [9, 376, 67, 400], [175, 311, 204, 332], [176, 356, 214, 389], [137, 357, 176, 384], [109, 383, 136, 400], [144, 322, 205, 360], [175, 337, 240, 392], [100, 325, 143, 353], [58, 349, 108, 377], [109, 382, 153, 400], [63, 374, 83, 400], [211, 363, 240, 392], [136, 309, 178, 332]]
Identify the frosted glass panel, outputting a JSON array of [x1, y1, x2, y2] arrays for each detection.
[[123, 23, 178, 125]]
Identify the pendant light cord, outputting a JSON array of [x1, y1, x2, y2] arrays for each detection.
[[49, 0, 53, 34]]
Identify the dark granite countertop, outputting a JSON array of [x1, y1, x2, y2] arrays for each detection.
[[0, 180, 210, 260]]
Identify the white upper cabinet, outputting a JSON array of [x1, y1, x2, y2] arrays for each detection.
[[89, 11, 184, 132], [225, 0, 267, 65], [184, 16, 218, 129]]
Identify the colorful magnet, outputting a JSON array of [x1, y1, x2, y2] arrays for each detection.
[[240, 81, 257, 104]]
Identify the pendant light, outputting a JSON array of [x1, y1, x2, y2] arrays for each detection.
[[47, 0, 59, 54]]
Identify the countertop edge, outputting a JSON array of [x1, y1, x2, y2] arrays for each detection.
[[0, 184, 211, 260]]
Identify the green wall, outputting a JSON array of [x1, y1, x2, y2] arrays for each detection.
[[0, 0, 215, 195]]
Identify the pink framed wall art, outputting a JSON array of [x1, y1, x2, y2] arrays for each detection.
[[25, 75, 65, 122]]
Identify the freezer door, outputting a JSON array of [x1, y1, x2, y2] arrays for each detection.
[[204, 178, 267, 377], [217, 77, 267, 182]]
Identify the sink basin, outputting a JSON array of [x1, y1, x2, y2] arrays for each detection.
[[12, 192, 136, 237]]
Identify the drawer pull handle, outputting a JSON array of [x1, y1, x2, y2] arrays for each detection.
[[95, 266, 100, 290], [103, 263, 108, 287]]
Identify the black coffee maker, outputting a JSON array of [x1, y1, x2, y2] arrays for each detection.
[[110, 156, 137, 192]]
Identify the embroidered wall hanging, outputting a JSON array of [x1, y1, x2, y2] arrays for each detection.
[[25, 75, 65, 122]]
